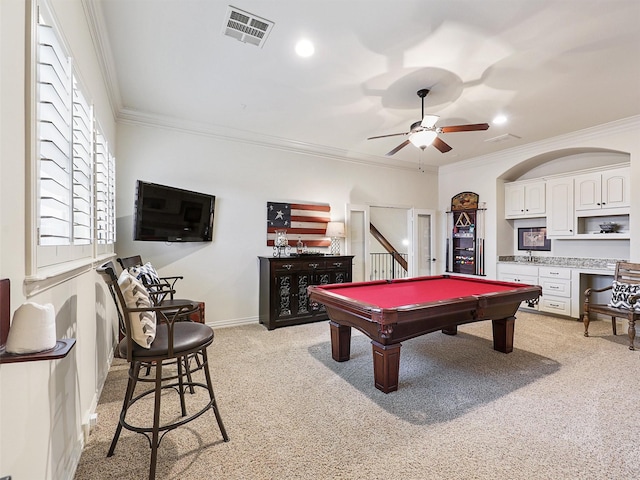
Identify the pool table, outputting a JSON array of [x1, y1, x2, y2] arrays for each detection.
[[308, 275, 541, 393]]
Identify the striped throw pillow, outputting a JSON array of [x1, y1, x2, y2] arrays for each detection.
[[129, 262, 166, 304], [118, 269, 157, 348]]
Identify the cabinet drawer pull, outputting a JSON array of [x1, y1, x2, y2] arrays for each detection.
[[550, 285, 560, 290], [333, 262, 342, 267], [549, 303, 561, 308], [283, 264, 293, 270], [309, 263, 319, 269], [549, 272, 559, 275]]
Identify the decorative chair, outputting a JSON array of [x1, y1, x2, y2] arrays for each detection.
[[583, 261, 640, 350], [97, 261, 229, 480]]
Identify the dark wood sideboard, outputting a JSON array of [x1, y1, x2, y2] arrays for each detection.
[[258, 255, 354, 330]]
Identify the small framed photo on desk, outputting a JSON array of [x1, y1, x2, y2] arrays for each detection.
[[518, 227, 551, 251]]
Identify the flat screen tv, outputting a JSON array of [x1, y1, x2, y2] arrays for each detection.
[[133, 180, 215, 242]]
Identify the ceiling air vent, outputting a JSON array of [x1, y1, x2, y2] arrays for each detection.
[[223, 5, 274, 48]]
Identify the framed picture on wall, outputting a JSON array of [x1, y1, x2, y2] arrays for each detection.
[[517, 227, 551, 251]]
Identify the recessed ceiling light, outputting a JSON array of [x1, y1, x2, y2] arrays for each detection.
[[295, 39, 315, 57], [492, 114, 508, 125]]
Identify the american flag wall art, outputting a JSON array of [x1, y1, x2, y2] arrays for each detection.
[[266, 202, 331, 247]]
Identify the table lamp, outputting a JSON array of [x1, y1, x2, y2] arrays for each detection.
[[325, 222, 345, 255]]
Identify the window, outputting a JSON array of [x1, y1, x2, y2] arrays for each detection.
[[31, 4, 115, 276], [38, 21, 72, 247], [72, 79, 94, 246], [95, 128, 116, 248]]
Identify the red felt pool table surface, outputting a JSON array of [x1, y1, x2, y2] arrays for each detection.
[[319, 276, 525, 309], [308, 275, 542, 393]]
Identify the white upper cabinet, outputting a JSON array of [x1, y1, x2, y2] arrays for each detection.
[[574, 167, 630, 213], [546, 177, 574, 237], [504, 180, 546, 218]]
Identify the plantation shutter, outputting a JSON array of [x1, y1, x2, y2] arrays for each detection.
[[106, 151, 116, 243], [95, 130, 116, 244], [72, 78, 93, 245], [32, 8, 116, 272], [38, 22, 72, 246]]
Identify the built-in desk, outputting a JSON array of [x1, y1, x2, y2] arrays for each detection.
[[497, 256, 619, 319]]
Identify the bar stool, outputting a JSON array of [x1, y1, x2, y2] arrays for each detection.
[[97, 261, 229, 480]]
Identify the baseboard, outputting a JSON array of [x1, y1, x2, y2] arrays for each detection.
[[207, 316, 258, 329]]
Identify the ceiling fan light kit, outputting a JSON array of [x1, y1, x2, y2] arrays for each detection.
[[409, 130, 438, 149], [368, 88, 490, 157]]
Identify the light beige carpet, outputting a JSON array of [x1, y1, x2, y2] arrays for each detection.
[[74, 312, 640, 479]]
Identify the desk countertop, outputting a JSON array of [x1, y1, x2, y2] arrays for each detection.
[[497, 256, 621, 271]]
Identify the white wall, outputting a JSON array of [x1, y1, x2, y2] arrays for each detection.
[[438, 116, 640, 280], [114, 122, 439, 325], [0, 1, 117, 478]]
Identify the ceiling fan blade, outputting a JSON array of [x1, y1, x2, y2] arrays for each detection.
[[420, 114, 439, 128], [432, 136, 452, 153], [386, 140, 411, 156], [440, 123, 490, 133], [367, 132, 409, 140]]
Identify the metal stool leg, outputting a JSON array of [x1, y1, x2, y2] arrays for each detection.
[[149, 360, 163, 480], [177, 354, 187, 417], [201, 349, 229, 442], [108, 361, 140, 457]]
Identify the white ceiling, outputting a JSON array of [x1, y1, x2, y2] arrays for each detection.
[[92, 0, 640, 169]]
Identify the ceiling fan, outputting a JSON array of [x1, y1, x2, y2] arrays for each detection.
[[368, 88, 490, 156]]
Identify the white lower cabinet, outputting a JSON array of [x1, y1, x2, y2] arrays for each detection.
[[538, 267, 572, 316], [539, 296, 571, 315], [497, 264, 540, 311], [497, 264, 573, 316]]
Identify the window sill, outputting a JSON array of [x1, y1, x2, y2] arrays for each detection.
[[25, 253, 116, 297]]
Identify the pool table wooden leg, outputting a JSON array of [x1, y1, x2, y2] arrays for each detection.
[[442, 325, 458, 335], [371, 341, 401, 393], [492, 316, 515, 353], [329, 321, 352, 361]]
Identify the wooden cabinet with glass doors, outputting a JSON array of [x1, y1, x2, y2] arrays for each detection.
[[446, 192, 485, 276]]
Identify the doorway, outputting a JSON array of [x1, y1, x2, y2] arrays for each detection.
[[346, 205, 435, 282]]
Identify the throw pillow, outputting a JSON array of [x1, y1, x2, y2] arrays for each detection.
[[129, 261, 160, 287], [608, 281, 640, 311], [117, 269, 157, 348], [129, 262, 166, 303]]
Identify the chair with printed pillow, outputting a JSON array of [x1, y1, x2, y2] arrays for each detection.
[[583, 261, 640, 350], [117, 255, 204, 323], [97, 261, 228, 480], [117, 255, 181, 300]]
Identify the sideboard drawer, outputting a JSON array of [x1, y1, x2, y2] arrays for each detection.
[[272, 261, 303, 272], [325, 259, 349, 270]]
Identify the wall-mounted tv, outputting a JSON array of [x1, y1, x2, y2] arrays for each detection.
[[133, 180, 215, 242]]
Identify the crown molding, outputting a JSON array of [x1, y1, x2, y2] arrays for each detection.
[[82, 0, 123, 119], [117, 107, 438, 174], [439, 115, 640, 174]]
